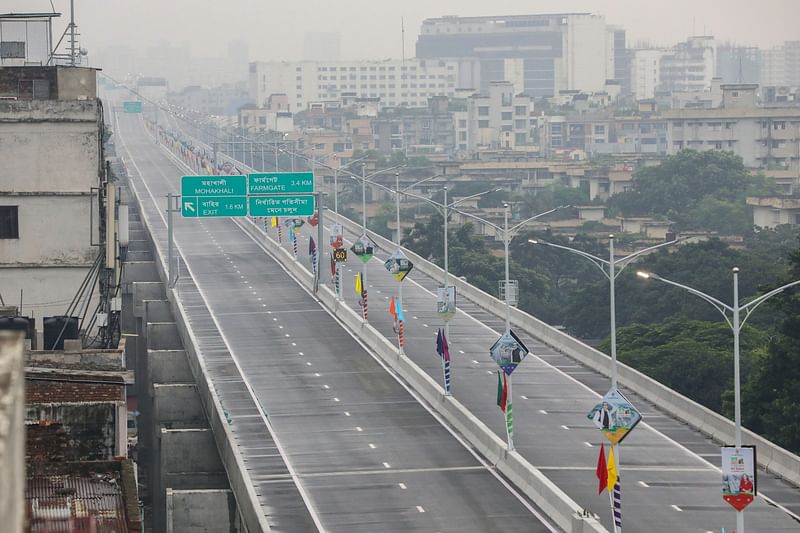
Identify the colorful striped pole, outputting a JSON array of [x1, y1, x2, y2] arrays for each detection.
[[398, 320, 404, 351], [292, 232, 298, 259], [363, 288, 368, 322], [443, 355, 451, 395], [277, 223, 282, 243], [506, 375, 514, 450]]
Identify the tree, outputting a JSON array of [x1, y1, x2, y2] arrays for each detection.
[[742, 242, 800, 453], [606, 317, 765, 414], [608, 150, 777, 234]]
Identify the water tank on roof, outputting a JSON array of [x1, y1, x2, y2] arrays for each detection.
[[43, 316, 79, 350]]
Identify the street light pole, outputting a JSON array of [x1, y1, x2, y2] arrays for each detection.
[[443, 186, 450, 344], [503, 203, 511, 334], [636, 267, 800, 533], [609, 235, 618, 388]]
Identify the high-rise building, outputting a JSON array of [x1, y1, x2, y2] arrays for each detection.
[[658, 36, 717, 93], [415, 14, 617, 98], [631, 49, 665, 99], [761, 41, 800, 88], [716, 44, 761, 84], [249, 58, 458, 111]]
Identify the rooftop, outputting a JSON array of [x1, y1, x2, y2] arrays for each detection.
[[26, 460, 141, 533]]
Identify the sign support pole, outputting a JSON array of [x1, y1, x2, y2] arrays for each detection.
[[167, 193, 175, 288], [315, 192, 323, 294], [506, 374, 514, 451]]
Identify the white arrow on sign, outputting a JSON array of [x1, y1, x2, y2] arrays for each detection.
[[184, 201, 195, 213]]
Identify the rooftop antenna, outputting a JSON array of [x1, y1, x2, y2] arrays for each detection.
[[68, 0, 77, 65]]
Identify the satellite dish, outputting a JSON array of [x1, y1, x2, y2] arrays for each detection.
[[79, 48, 88, 56]]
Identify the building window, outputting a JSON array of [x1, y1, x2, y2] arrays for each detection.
[[478, 106, 489, 116], [501, 112, 513, 121], [478, 120, 490, 128], [515, 105, 527, 116], [458, 119, 467, 128], [0, 206, 19, 239]]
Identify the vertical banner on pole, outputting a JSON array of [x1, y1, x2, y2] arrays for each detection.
[[490, 331, 527, 450], [436, 329, 452, 395]]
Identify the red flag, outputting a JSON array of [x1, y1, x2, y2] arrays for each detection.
[[596, 444, 608, 494], [496, 371, 508, 413], [389, 296, 397, 321]]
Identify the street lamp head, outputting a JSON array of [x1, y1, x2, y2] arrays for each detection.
[[636, 271, 651, 279], [732, 266, 740, 274], [528, 239, 539, 245], [609, 233, 615, 239]]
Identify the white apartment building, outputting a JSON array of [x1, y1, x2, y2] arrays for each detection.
[[631, 49, 665, 99], [0, 66, 106, 331], [761, 41, 800, 88], [249, 58, 459, 112], [665, 84, 800, 172], [453, 81, 535, 155]]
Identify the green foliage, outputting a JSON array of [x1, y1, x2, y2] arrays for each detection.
[[515, 185, 589, 219], [742, 242, 800, 453], [606, 317, 765, 414], [609, 150, 778, 234], [563, 238, 791, 338]]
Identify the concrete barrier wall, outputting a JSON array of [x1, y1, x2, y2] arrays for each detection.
[[331, 210, 800, 488], [238, 216, 606, 533], [127, 181, 272, 533]]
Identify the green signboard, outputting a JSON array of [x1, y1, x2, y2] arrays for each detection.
[[181, 175, 248, 218], [182, 196, 247, 218], [249, 195, 315, 217], [123, 101, 143, 113], [248, 172, 314, 194], [181, 175, 247, 197]]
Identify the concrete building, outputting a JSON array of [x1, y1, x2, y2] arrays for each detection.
[[454, 81, 535, 155], [249, 58, 458, 111], [170, 81, 250, 117], [658, 37, 717, 93], [631, 49, 665, 99], [717, 44, 761, 85], [665, 84, 800, 172], [0, 319, 26, 533], [415, 13, 618, 97], [0, 66, 109, 332], [373, 96, 456, 157], [761, 41, 800, 88], [746, 196, 800, 227]]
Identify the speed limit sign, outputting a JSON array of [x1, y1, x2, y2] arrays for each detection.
[[333, 248, 348, 262]]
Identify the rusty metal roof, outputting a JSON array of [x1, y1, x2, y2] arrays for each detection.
[[26, 464, 129, 533]]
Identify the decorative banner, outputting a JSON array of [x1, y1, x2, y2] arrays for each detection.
[[351, 235, 375, 264], [329, 224, 344, 249], [307, 213, 319, 226], [587, 388, 642, 445], [437, 286, 456, 321], [270, 217, 278, 228], [384, 248, 414, 282], [489, 330, 529, 375], [721, 446, 756, 511], [308, 237, 318, 274]]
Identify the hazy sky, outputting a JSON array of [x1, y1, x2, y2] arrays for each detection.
[[7, 0, 800, 61]]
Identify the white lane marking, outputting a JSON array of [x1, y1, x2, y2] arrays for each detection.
[[671, 505, 683, 512], [423, 324, 429, 328], [382, 462, 391, 468], [306, 362, 312, 366], [285, 334, 290, 337], [560, 425, 569, 430], [398, 483, 407, 490], [638, 481, 650, 488], [368, 443, 376, 449], [416, 506, 425, 513], [314, 372, 321, 377], [323, 384, 330, 389], [355, 426, 363, 432], [343, 410, 349, 415], [458, 350, 465, 354], [584, 442, 593, 447], [471, 360, 480, 365], [291, 342, 297, 347], [117, 126, 326, 532], [539, 409, 548, 414], [298, 351, 304, 356], [521, 395, 529, 400]]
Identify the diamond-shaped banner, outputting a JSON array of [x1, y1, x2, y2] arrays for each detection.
[[489, 330, 529, 375], [351, 235, 375, 264], [587, 388, 642, 445], [384, 248, 414, 282]]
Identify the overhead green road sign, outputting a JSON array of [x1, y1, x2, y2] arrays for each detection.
[[181, 175, 247, 198], [123, 101, 143, 113], [249, 172, 314, 194], [182, 196, 247, 217], [249, 195, 315, 217]]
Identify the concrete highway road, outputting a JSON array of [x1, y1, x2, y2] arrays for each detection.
[[267, 178, 800, 533], [113, 108, 560, 533]]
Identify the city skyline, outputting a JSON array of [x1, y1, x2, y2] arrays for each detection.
[[5, 0, 799, 63]]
